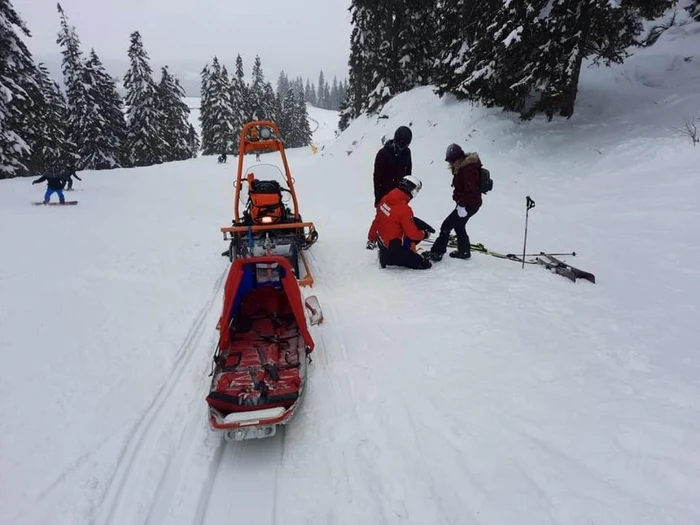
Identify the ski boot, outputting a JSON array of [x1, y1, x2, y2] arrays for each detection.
[[449, 250, 471, 259]]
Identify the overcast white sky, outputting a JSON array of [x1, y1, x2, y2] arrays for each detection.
[[13, 0, 352, 83]]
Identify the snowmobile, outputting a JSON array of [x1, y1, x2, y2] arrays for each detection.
[[221, 121, 319, 287], [207, 255, 323, 442]]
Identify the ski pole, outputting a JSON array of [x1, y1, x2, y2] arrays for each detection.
[[522, 196, 535, 269]]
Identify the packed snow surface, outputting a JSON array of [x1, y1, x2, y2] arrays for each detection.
[[1, 20, 700, 525]]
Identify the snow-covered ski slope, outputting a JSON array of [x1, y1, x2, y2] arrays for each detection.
[[2, 20, 700, 525]]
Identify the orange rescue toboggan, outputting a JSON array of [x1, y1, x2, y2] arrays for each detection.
[[220, 120, 319, 287], [209, 121, 323, 442]]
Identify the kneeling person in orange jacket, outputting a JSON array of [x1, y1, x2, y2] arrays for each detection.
[[367, 176, 432, 270]]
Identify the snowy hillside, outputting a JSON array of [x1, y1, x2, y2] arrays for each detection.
[[2, 19, 700, 525]]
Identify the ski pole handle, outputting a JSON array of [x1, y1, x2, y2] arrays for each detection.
[[526, 196, 535, 210]]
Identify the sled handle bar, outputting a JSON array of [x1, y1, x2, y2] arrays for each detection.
[[221, 222, 316, 234]]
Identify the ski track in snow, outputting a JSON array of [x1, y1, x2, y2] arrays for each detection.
[[92, 267, 227, 525]]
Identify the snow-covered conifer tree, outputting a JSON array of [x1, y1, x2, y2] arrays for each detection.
[[157, 66, 193, 161], [0, 0, 39, 178], [123, 31, 167, 166]]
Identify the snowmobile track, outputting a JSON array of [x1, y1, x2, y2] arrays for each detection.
[[92, 266, 228, 525]]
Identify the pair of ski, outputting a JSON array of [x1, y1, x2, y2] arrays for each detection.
[[421, 237, 595, 283]]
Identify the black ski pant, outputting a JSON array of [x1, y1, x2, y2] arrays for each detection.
[[380, 239, 431, 270], [430, 207, 478, 255]]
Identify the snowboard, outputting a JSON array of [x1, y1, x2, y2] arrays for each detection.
[[32, 201, 78, 206]]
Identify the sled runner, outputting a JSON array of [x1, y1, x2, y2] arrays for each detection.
[[221, 121, 318, 287], [207, 255, 323, 442]]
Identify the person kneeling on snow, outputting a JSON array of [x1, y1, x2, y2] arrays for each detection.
[[425, 144, 483, 261], [32, 165, 67, 204], [367, 176, 433, 270]]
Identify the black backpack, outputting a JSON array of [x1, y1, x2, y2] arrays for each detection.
[[479, 167, 493, 194]]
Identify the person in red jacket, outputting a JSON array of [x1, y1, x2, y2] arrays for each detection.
[[425, 144, 483, 261], [367, 176, 433, 270]]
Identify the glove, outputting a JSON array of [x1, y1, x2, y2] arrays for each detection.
[[456, 206, 467, 218], [422, 230, 431, 240], [366, 240, 376, 250]]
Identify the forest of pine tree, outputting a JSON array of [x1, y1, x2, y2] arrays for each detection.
[[3, 0, 691, 177], [1, 0, 336, 177], [1, 0, 198, 178], [198, 54, 314, 155], [340, 0, 684, 129]]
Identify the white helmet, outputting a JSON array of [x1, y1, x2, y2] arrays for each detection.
[[398, 175, 422, 198]]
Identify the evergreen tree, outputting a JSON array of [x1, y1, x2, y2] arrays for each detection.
[[317, 70, 327, 108], [86, 50, 126, 166], [295, 90, 313, 146], [432, 0, 500, 99], [526, 0, 675, 118], [363, 3, 392, 113], [261, 80, 278, 121], [56, 3, 94, 169], [304, 79, 315, 105], [439, 0, 543, 114], [276, 71, 290, 98], [157, 66, 193, 161], [338, 91, 352, 132], [230, 54, 248, 152], [123, 31, 167, 166], [278, 88, 295, 141], [28, 63, 77, 173], [329, 76, 339, 110], [200, 58, 234, 155], [687, 0, 700, 21], [0, 0, 40, 178], [249, 55, 266, 120], [433, 0, 674, 120], [198, 63, 214, 154], [401, 0, 438, 87], [287, 89, 313, 147], [79, 50, 126, 168], [187, 123, 200, 157]]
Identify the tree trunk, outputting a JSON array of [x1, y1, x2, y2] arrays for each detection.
[[559, 1, 592, 118]]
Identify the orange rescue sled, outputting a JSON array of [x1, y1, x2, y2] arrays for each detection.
[[221, 121, 318, 287]]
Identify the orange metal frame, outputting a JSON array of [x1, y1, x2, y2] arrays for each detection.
[[233, 120, 301, 222], [222, 120, 316, 287]]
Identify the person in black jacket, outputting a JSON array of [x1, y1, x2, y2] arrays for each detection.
[[373, 126, 412, 207], [64, 168, 82, 191], [32, 166, 66, 204], [367, 126, 413, 249]]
